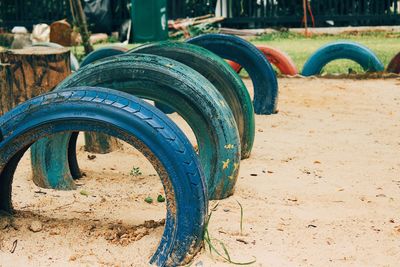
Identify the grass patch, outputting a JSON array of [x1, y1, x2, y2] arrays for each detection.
[[252, 31, 400, 74]]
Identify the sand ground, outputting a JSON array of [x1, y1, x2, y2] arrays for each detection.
[[0, 78, 399, 267]]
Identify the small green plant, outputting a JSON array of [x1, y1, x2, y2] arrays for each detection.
[[130, 166, 142, 176], [144, 197, 153, 204], [203, 202, 256, 265], [236, 200, 244, 235], [80, 190, 89, 197], [157, 195, 166, 203]]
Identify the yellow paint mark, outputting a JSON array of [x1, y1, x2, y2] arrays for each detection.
[[224, 144, 235, 150], [234, 163, 239, 171], [228, 175, 234, 180], [219, 100, 226, 107], [222, 159, 230, 170]]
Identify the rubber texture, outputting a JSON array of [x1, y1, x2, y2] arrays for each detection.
[[187, 33, 279, 115], [301, 41, 385, 76], [0, 87, 207, 267], [387, 52, 400, 74], [30, 54, 241, 200], [80, 46, 128, 67], [228, 45, 298, 75], [79, 46, 130, 154], [130, 41, 255, 159], [32, 42, 80, 71]]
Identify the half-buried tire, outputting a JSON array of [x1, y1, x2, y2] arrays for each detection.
[[80, 46, 128, 67], [302, 41, 384, 76], [30, 54, 241, 200], [387, 52, 400, 74], [0, 87, 207, 267], [130, 41, 255, 159], [187, 34, 279, 115], [228, 45, 298, 76]]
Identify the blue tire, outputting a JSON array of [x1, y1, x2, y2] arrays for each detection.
[[187, 33, 279, 115], [301, 41, 385, 76], [130, 41, 255, 159], [0, 87, 207, 267], [30, 54, 241, 200], [80, 46, 128, 67]]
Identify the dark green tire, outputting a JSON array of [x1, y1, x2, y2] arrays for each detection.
[[130, 41, 255, 159], [30, 54, 241, 200]]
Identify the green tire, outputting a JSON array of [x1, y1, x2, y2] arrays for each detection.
[[130, 41, 255, 159], [30, 54, 241, 200]]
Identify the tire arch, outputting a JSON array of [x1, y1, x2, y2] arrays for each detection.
[[0, 87, 207, 267]]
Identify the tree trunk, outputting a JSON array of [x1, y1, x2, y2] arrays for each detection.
[[84, 132, 122, 154], [70, 0, 94, 54], [0, 47, 71, 115]]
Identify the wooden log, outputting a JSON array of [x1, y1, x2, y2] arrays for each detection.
[[50, 19, 73, 46], [0, 47, 71, 115], [84, 132, 122, 154], [0, 47, 120, 154], [0, 63, 13, 115]]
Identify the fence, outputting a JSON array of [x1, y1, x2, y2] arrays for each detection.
[[0, 0, 399, 30], [0, 0, 128, 30], [217, 0, 400, 28]]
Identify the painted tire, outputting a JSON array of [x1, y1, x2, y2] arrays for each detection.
[[130, 41, 255, 159], [80, 46, 128, 67], [0, 87, 207, 267], [79, 46, 130, 155], [32, 42, 80, 71], [187, 33, 279, 115], [30, 54, 241, 200], [228, 45, 298, 75], [302, 41, 384, 76], [387, 52, 400, 74]]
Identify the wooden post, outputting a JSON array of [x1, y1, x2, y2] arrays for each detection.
[[303, 0, 309, 37], [84, 132, 122, 154], [0, 47, 71, 115]]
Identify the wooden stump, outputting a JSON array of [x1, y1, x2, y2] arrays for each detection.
[[0, 47, 120, 154], [50, 19, 73, 47], [84, 132, 122, 154], [0, 64, 13, 115], [0, 47, 71, 115]]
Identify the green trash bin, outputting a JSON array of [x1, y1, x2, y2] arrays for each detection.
[[131, 0, 168, 42]]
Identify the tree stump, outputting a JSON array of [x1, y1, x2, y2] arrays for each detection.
[[0, 47, 119, 154], [84, 132, 122, 154], [50, 19, 73, 47], [0, 47, 71, 115]]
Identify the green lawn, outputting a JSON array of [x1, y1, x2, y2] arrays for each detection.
[[251, 31, 400, 74]]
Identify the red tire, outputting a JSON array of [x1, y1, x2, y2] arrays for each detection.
[[228, 60, 242, 72], [228, 45, 298, 75], [387, 52, 400, 74]]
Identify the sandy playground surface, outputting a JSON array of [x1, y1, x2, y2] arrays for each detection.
[[0, 77, 400, 267]]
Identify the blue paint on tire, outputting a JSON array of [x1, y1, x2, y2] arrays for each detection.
[[0, 87, 207, 266], [30, 54, 241, 200], [80, 46, 128, 67], [187, 33, 279, 115], [301, 41, 384, 76]]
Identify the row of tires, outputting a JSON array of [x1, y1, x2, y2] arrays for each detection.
[[1, 34, 281, 266], [5, 33, 396, 266], [229, 40, 400, 76], [36, 35, 400, 78]]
